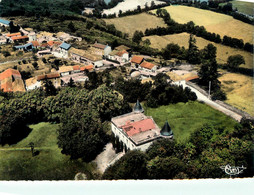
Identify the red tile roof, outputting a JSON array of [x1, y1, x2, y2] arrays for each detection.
[[92, 43, 107, 50], [116, 50, 128, 57], [31, 41, 40, 47], [140, 61, 155, 70], [80, 65, 94, 71], [72, 65, 80, 71], [0, 81, 13, 92], [0, 68, 21, 80], [37, 73, 60, 81], [11, 36, 29, 41], [47, 41, 62, 47], [185, 75, 199, 81], [121, 118, 156, 137], [6, 32, 21, 37], [131, 56, 144, 64], [40, 43, 48, 48]]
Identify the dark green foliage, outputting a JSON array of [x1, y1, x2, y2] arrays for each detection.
[[43, 80, 57, 96], [32, 62, 38, 70], [227, 54, 245, 71], [132, 31, 143, 44], [2, 51, 10, 57], [67, 77, 75, 88], [162, 43, 182, 60], [103, 150, 148, 179], [187, 34, 200, 64], [114, 76, 152, 103]]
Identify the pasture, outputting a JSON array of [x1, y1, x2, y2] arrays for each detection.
[[104, 13, 167, 37], [220, 0, 254, 16], [144, 101, 238, 143], [151, 5, 253, 43], [143, 33, 253, 69], [219, 73, 253, 116], [0, 122, 96, 180]]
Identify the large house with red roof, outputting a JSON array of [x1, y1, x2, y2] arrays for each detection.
[[0, 69, 26, 92], [111, 100, 173, 151]]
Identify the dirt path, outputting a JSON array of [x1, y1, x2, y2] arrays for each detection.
[[93, 143, 125, 174]]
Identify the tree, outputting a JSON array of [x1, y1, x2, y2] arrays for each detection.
[[32, 62, 38, 70], [187, 34, 200, 64], [68, 21, 76, 32], [103, 150, 148, 179], [67, 77, 75, 87], [132, 31, 143, 44], [29, 142, 35, 156], [43, 80, 57, 96], [227, 55, 245, 71], [198, 44, 219, 90]]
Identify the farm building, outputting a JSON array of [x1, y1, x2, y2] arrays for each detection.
[[14, 42, 34, 51], [90, 42, 112, 56], [0, 69, 26, 92], [37, 73, 61, 88], [131, 55, 144, 68], [140, 61, 157, 72], [69, 47, 103, 67], [111, 100, 173, 152], [0, 18, 11, 27]]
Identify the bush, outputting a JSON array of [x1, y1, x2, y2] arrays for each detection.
[[211, 89, 227, 101], [2, 51, 11, 57]]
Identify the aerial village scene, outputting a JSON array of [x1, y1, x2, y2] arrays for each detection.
[[0, 0, 253, 183]]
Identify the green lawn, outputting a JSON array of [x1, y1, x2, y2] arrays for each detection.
[[144, 101, 238, 143], [0, 122, 96, 180]]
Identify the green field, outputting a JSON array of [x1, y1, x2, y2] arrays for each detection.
[[0, 122, 96, 180], [220, 1, 254, 16], [144, 101, 238, 143]]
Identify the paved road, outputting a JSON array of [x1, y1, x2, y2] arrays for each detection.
[[174, 80, 242, 122]]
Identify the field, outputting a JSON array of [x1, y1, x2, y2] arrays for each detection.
[[0, 122, 96, 180], [144, 101, 238, 143], [220, 0, 254, 16], [104, 13, 167, 37], [151, 5, 253, 43], [143, 33, 253, 69], [219, 73, 254, 116]]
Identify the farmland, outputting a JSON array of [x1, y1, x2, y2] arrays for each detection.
[[144, 101, 238, 143], [151, 5, 253, 43], [0, 122, 96, 180], [219, 73, 254, 116], [143, 33, 253, 69], [104, 13, 167, 37]]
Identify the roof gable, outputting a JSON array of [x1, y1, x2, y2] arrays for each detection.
[[0, 69, 21, 80], [131, 55, 144, 64], [140, 61, 156, 70]]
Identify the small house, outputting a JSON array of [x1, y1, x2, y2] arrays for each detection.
[[91, 42, 112, 56], [131, 55, 144, 68], [108, 49, 129, 63], [140, 61, 157, 72], [37, 73, 61, 88], [0, 18, 11, 27]]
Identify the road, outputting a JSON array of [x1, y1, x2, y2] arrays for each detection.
[[174, 80, 242, 122]]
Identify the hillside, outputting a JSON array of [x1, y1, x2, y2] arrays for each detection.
[[143, 33, 253, 69], [151, 5, 253, 43], [104, 12, 167, 37], [220, 0, 254, 16]]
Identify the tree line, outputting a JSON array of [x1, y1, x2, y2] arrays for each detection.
[[144, 9, 253, 53]]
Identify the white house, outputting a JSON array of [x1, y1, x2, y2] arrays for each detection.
[[108, 49, 129, 63], [111, 100, 173, 152], [140, 61, 158, 72], [91, 42, 112, 56], [53, 42, 71, 59]]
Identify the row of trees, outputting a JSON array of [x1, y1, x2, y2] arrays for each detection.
[[103, 120, 253, 179], [145, 9, 253, 53]]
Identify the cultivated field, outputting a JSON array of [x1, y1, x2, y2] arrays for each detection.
[[0, 123, 96, 180], [220, 0, 254, 16], [143, 33, 253, 69], [219, 73, 254, 116], [151, 5, 253, 43], [104, 13, 167, 37], [144, 101, 238, 143]]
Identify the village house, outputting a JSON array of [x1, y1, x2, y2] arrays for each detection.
[[57, 32, 82, 42], [11, 35, 29, 44], [90, 42, 112, 56], [0, 35, 8, 45], [140, 61, 158, 72], [111, 100, 173, 151], [131, 55, 144, 68], [37, 73, 61, 88], [0, 69, 26, 92], [52, 42, 71, 59], [0, 18, 11, 27], [69, 47, 103, 68], [20, 28, 36, 41], [80, 64, 94, 72], [115, 45, 131, 53], [14, 42, 34, 51], [108, 49, 129, 64], [25, 77, 41, 91]]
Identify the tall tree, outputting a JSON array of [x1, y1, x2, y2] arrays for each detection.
[[187, 34, 200, 64]]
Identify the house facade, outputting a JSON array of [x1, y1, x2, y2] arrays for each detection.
[[91, 42, 112, 56], [140, 61, 157, 72], [111, 101, 173, 152], [53, 42, 71, 59]]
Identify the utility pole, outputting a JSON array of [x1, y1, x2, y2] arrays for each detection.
[[208, 81, 211, 99]]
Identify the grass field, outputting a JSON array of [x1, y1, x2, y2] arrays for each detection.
[[143, 33, 253, 69], [219, 73, 254, 116], [0, 122, 96, 180], [144, 101, 238, 143], [220, 1, 254, 16], [103, 13, 167, 37], [151, 5, 253, 43]]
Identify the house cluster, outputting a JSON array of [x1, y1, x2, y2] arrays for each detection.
[[111, 100, 173, 151]]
